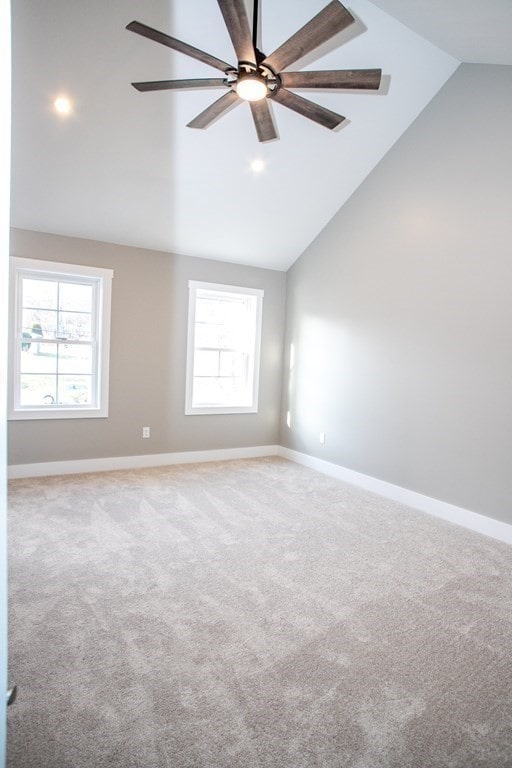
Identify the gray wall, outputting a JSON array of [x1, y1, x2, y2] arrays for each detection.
[[280, 64, 512, 525], [9, 229, 286, 464]]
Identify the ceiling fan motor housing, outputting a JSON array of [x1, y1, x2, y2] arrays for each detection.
[[233, 62, 280, 100]]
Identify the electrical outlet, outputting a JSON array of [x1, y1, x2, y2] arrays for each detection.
[[142, 427, 150, 439], [319, 432, 326, 444]]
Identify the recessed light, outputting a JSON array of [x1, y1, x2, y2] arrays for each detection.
[[250, 159, 265, 174], [53, 96, 72, 116]]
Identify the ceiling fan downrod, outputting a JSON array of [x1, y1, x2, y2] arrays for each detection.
[[252, 0, 258, 53], [252, 0, 266, 65]]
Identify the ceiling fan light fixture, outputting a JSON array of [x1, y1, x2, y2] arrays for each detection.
[[236, 73, 268, 102]]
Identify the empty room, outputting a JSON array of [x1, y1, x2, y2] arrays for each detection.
[[2, 0, 512, 766]]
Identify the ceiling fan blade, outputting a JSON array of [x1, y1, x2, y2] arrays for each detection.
[[187, 90, 241, 130], [132, 78, 227, 92], [262, 1, 354, 73], [249, 100, 278, 143], [217, 0, 255, 64], [272, 88, 345, 130], [281, 69, 382, 90], [126, 20, 234, 73]]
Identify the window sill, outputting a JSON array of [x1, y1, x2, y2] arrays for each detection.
[[9, 406, 108, 421], [185, 405, 258, 415]]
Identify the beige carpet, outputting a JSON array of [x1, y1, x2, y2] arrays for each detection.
[[7, 457, 512, 767]]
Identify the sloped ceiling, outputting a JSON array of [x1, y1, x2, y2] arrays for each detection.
[[8, 0, 482, 270], [371, 0, 512, 65]]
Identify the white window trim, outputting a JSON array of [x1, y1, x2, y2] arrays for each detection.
[[185, 280, 264, 415], [8, 257, 113, 420]]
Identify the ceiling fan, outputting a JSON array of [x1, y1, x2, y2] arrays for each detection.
[[127, 0, 382, 143]]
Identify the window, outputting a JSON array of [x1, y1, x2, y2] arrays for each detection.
[[9, 257, 113, 420], [186, 281, 264, 415]]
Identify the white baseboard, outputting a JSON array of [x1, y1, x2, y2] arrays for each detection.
[[278, 447, 512, 546], [8, 445, 280, 479]]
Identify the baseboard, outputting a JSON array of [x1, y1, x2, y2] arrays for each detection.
[[278, 446, 512, 546], [8, 445, 280, 479]]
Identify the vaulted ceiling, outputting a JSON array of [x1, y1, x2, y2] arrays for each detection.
[[10, 1, 511, 270]]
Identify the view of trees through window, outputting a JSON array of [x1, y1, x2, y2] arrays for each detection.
[[18, 276, 94, 406]]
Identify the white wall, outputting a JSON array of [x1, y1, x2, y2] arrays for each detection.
[[281, 64, 512, 525]]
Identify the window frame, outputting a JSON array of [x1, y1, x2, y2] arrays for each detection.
[[8, 257, 113, 420], [185, 280, 264, 416]]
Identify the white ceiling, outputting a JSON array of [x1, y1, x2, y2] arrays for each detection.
[[10, 1, 509, 271], [370, 0, 512, 65]]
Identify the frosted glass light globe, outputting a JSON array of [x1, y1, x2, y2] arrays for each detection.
[[236, 75, 267, 102]]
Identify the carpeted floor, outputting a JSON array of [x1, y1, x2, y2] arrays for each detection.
[[7, 457, 512, 767]]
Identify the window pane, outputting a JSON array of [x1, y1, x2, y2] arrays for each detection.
[[193, 377, 230, 407], [192, 377, 251, 408], [217, 324, 238, 350], [22, 278, 58, 310], [219, 350, 246, 378], [195, 297, 222, 324], [57, 311, 92, 341], [20, 342, 58, 374], [21, 308, 57, 339], [194, 321, 223, 349], [194, 349, 219, 377], [223, 299, 245, 328], [58, 344, 93, 374], [195, 295, 254, 351], [59, 282, 93, 313], [20, 374, 57, 406], [58, 375, 92, 405], [18, 351, 93, 404]]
